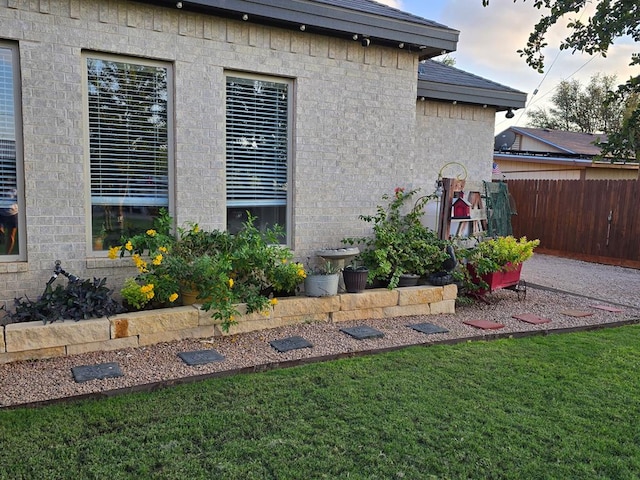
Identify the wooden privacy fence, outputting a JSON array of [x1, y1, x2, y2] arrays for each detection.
[[506, 178, 640, 268]]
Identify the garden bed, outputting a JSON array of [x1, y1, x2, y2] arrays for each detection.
[[0, 285, 456, 364]]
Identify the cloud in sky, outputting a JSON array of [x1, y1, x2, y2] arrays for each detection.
[[373, 0, 638, 131]]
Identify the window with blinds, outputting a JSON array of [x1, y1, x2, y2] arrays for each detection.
[[226, 75, 290, 241], [0, 43, 22, 259], [86, 55, 171, 251]]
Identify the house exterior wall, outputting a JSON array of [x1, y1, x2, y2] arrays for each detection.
[[0, 1, 489, 305], [516, 134, 565, 153], [415, 101, 496, 183], [495, 159, 639, 180]]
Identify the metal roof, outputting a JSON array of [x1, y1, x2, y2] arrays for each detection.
[[142, 0, 459, 58], [417, 60, 527, 111]]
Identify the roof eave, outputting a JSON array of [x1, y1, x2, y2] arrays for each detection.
[[417, 80, 527, 111], [142, 0, 459, 57]]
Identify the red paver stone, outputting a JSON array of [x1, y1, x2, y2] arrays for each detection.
[[590, 305, 624, 313], [463, 319, 505, 330], [560, 310, 594, 318], [512, 313, 552, 325]]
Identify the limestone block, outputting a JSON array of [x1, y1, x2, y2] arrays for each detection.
[[0, 346, 66, 364], [272, 296, 340, 317], [442, 284, 458, 301], [339, 289, 399, 311], [110, 306, 199, 337], [66, 336, 140, 356], [216, 313, 328, 336], [198, 303, 273, 327], [331, 308, 385, 323], [5, 318, 111, 352], [429, 300, 456, 315], [138, 325, 216, 346], [0, 328, 4, 353], [383, 304, 432, 318], [397, 286, 442, 306]]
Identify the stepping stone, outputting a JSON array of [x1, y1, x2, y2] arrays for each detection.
[[463, 319, 505, 330], [561, 309, 594, 318], [512, 313, 551, 325], [340, 325, 384, 340], [178, 349, 225, 366], [270, 336, 313, 353], [408, 322, 449, 335], [71, 362, 123, 383], [590, 304, 624, 313]]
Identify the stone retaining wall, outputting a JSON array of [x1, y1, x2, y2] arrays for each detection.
[[1, 285, 456, 364]]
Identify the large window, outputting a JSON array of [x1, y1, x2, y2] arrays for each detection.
[[85, 54, 172, 251], [0, 42, 23, 260], [225, 74, 291, 243]]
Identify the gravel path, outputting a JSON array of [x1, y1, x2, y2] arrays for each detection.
[[1, 254, 639, 408]]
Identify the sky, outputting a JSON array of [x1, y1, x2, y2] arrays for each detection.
[[377, 0, 638, 133]]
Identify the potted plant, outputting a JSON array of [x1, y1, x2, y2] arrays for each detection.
[[460, 235, 540, 293], [303, 259, 340, 297], [343, 188, 449, 289], [342, 261, 369, 293]]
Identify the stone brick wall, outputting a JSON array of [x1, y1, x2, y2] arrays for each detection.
[[0, 1, 493, 306]]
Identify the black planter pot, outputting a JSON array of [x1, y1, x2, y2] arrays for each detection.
[[343, 268, 369, 293], [398, 273, 420, 287]]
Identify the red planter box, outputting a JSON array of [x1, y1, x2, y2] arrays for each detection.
[[468, 262, 522, 295]]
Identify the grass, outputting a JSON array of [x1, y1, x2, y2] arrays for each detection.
[[2, 325, 640, 479]]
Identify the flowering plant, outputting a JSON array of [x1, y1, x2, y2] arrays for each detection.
[[270, 250, 306, 294], [112, 209, 299, 332], [343, 188, 448, 288]]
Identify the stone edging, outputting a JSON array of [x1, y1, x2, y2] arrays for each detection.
[[0, 285, 457, 364]]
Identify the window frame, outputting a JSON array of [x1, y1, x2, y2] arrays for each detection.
[[0, 41, 25, 262], [224, 71, 294, 246], [82, 52, 174, 255]]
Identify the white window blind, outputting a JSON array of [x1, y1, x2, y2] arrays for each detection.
[[226, 76, 289, 207], [0, 46, 17, 209], [87, 58, 169, 207]]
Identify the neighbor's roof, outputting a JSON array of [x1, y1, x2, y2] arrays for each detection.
[[502, 126, 607, 155], [417, 60, 527, 111], [142, 0, 459, 58]]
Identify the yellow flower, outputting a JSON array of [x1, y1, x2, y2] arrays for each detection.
[[229, 315, 234, 322], [108, 246, 120, 259], [140, 284, 154, 294], [168, 293, 179, 302], [192, 224, 200, 233], [146, 291, 155, 300], [158, 246, 168, 253], [270, 298, 278, 306], [152, 254, 163, 265], [228, 278, 234, 288], [146, 229, 156, 237], [125, 241, 133, 251], [281, 258, 288, 264]]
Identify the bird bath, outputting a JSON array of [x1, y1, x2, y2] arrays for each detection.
[[316, 247, 360, 292]]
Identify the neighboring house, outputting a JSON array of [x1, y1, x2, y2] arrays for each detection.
[[0, 0, 525, 304], [494, 126, 639, 180]]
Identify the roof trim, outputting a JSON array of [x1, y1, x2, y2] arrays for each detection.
[[494, 152, 639, 169], [509, 126, 575, 154], [143, 0, 459, 58], [417, 61, 527, 111]]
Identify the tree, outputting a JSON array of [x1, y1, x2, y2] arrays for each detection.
[[482, 0, 640, 161], [527, 74, 624, 133]]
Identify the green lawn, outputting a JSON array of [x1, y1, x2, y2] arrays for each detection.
[[2, 325, 640, 479]]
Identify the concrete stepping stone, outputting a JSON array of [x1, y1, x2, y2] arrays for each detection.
[[340, 325, 384, 340], [270, 336, 313, 353], [463, 319, 505, 330], [590, 304, 624, 313], [178, 349, 225, 366], [512, 313, 551, 325], [561, 309, 594, 318], [408, 323, 449, 335], [71, 362, 123, 383]]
